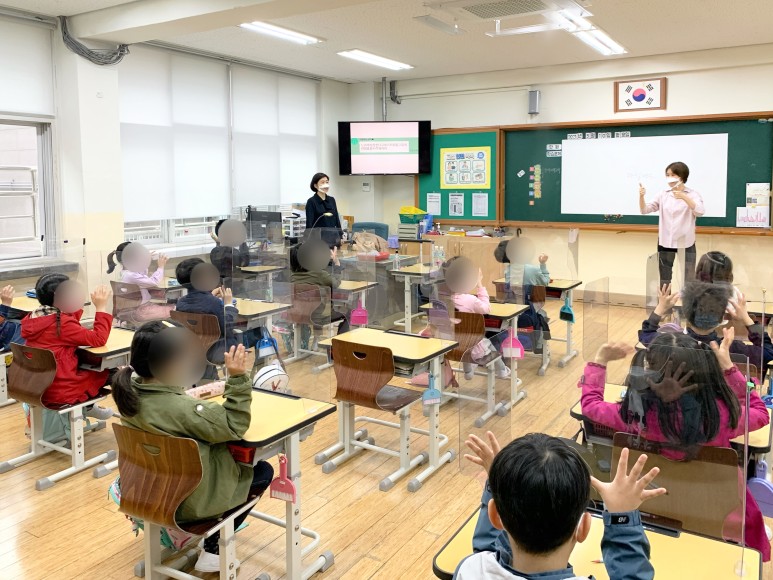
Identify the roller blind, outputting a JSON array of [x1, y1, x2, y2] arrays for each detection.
[[0, 18, 54, 116]]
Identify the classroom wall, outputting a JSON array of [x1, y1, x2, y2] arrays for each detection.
[[338, 42, 773, 302]]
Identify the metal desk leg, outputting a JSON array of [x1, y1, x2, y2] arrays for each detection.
[[0, 356, 16, 408], [404, 275, 412, 332], [314, 401, 369, 464], [558, 288, 579, 367], [407, 355, 455, 492]]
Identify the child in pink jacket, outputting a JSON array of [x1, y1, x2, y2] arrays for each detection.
[[579, 329, 770, 560], [442, 257, 510, 381]]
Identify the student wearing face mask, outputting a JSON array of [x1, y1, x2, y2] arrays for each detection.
[[639, 162, 705, 285], [305, 172, 343, 248]]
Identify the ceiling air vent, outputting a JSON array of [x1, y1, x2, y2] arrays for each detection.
[[462, 0, 550, 20]]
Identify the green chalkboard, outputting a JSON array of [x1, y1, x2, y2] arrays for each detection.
[[417, 131, 498, 222], [503, 119, 773, 227]]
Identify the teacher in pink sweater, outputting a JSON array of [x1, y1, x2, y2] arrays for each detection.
[[639, 161, 705, 286]]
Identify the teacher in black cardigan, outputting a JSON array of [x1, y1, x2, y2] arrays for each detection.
[[305, 172, 343, 248]]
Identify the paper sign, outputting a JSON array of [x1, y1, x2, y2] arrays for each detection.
[[440, 147, 491, 189], [472, 193, 488, 217], [426, 193, 441, 216], [736, 206, 770, 228], [449, 193, 464, 216], [746, 183, 771, 207]]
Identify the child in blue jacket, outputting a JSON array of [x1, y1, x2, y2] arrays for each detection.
[[0, 285, 22, 350], [456, 432, 664, 580]]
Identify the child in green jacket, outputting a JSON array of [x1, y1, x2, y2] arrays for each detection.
[[111, 321, 274, 573]]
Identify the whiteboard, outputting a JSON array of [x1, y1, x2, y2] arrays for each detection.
[[560, 134, 728, 217]]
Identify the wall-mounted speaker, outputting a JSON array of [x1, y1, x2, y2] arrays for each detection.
[[528, 89, 540, 115]]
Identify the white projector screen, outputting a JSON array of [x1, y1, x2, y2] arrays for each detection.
[[560, 134, 728, 217]]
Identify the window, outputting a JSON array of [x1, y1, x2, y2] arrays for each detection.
[[0, 122, 53, 261], [119, 46, 320, 244]]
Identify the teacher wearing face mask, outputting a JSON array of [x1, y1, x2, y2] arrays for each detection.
[[639, 161, 705, 286], [306, 172, 343, 248]]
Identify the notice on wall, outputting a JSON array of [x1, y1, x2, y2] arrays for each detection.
[[746, 183, 771, 207], [736, 206, 770, 228], [441, 146, 491, 189], [449, 193, 465, 217], [472, 193, 488, 217], [426, 193, 441, 216]]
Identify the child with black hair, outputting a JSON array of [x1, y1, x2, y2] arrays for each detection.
[[0, 285, 22, 350], [581, 330, 771, 559], [640, 281, 773, 368], [20, 274, 114, 418], [457, 431, 664, 579], [210, 218, 251, 287], [106, 241, 174, 321], [111, 323, 273, 573]]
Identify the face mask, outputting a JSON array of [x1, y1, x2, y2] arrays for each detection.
[[693, 313, 722, 330], [318, 184, 330, 192], [666, 176, 680, 187]]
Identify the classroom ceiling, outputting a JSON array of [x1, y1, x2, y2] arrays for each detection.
[[4, 0, 773, 82]]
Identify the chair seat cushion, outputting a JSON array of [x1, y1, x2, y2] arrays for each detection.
[[375, 384, 423, 413], [44, 387, 111, 411]]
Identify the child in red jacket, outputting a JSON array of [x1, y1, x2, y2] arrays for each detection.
[[21, 273, 114, 418]]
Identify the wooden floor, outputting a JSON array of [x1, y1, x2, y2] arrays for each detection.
[[1, 302, 770, 579]]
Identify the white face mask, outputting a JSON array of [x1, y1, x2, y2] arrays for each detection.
[[318, 183, 330, 192], [666, 176, 680, 187]]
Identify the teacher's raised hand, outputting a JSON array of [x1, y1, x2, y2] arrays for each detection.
[[639, 182, 646, 197]]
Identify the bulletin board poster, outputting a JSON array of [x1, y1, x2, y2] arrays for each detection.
[[441, 146, 491, 189]]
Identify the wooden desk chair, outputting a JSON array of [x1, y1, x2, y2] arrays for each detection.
[[170, 310, 236, 381], [611, 433, 742, 541], [111, 280, 145, 328], [113, 424, 262, 579], [731, 352, 760, 383], [280, 284, 336, 370], [323, 340, 430, 492], [0, 344, 116, 490]]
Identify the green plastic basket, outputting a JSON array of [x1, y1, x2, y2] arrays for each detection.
[[399, 213, 427, 224]]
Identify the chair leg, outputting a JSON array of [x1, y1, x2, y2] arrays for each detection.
[[35, 408, 116, 490], [219, 519, 238, 580], [322, 403, 367, 474], [0, 405, 54, 473], [143, 523, 165, 580]]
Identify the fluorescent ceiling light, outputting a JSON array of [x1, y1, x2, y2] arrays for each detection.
[[574, 30, 613, 55], [588, 29, 627, 54], [239, 22, 322, 45], [414, 15, 465, 35], [337, 49, 413, 71]]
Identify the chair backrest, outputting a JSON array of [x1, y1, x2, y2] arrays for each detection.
[[730, 352, 759, 381], [110, 280, 143, 318], [113, 423, 203, 531], [447, 311, 485, 362], [281, 284, 326, 325], [8, 343, 57, 407], [611, 432, 741, 540], [170, 311, 222, 353], [352, 222, 389, 240], [332, 340, 395, 410]]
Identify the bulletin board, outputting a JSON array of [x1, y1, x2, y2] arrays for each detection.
[[415, 129, 499, 223]]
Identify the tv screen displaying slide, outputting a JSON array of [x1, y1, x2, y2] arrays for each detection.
[[338, 121, 431, 175]]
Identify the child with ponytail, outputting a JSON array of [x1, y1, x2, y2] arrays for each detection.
[[21, 273, 114, 419], [106, 241, 174, 322], [112, 322, 273, 573]]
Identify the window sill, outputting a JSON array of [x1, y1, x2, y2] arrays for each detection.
[[145, 242, 215, 259], [0, 257, 80, 282]]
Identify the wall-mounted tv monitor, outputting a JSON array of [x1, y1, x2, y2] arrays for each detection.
[[338, 121, 431, 175]]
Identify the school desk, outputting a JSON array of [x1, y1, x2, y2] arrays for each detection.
[[78, 327, 135, 371], [419, 302, 530, 425], [493, 277, 582, 374], [160, 276, 186, 300], [431, 507, 762, 580], [317, 327, 458, 491], [239, 264, 286, 299], [391, 263, 442, 333], [570, 383, 773, 455], [332, 280, 379, 326], [233, 298, 291, 330], [149, 390, 336, 580], [9, 295, 40, 313]]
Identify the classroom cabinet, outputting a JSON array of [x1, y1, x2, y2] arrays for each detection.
[[397, 240, 432, 259]]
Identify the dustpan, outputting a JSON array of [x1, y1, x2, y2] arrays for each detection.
[[501, 328, 524, 360], [350, 305, 368, 326], [748, 459, 773, 517], [559, 295, 575, 323]]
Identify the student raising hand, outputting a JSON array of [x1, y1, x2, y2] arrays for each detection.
[[594, 342, 635, 366], [0, 285, 14, 306], [90, 284, 112, 313], [591, 448, 667, 513], [709, 326, 736, 371], [224, 344, 248, 377], [464, 431, 501, 473], [654, 283, 680, 316]]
